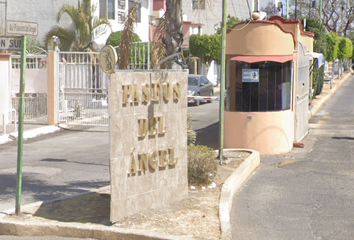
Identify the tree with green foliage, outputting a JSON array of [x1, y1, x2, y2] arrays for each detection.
[[303, 17, 326, 96], [105, 3, 148, 70], [216, 15, 241, 34], [44, 0, 111, 51], [106, 31, 141, 47], [189, 34, 221, 64], [189, 34, 221, 76], [337, 37, 353, 75], [326, 32, 339, 62], [106, 30, 143, 68], [338, 37, 353, 60]]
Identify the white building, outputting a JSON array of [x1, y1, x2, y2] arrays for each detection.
[[179, 0, 260, 85], [0, 0, 151, 48], [182, 0, 259, 36]]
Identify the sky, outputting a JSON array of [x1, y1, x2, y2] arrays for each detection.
[[259, 0, 289, 13]]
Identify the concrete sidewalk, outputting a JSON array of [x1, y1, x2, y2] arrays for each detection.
[[0, 124, 61, 145]]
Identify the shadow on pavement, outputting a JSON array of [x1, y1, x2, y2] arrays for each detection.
[[195, 121, 219, 150], [0, 173, 110, 204], [33, 192, 111, 225]]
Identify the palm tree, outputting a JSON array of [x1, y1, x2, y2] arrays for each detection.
[[45, 0, 111, 51], [150, 0, 183, 69], [165, 0, 183, 59]]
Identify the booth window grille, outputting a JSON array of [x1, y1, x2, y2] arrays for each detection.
[[226, 61, 292, 112]]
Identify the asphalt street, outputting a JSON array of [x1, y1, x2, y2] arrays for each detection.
[[189, 99, 220, 149], [0, 100, 220, 212], [0, 129, 110, 213], [0, 96, 220, 240], [231, 75, 354, 239]]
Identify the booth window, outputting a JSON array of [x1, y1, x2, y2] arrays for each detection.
[[226, 61, 292, 112]]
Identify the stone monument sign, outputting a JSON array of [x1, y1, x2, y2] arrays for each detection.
[[109, 70, 188, 222]]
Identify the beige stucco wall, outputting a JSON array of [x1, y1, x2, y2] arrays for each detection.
[[109, 70, 188, 223], [0, 54, 10, 126], [47, 51, 57, 125], [299, 34, 314, 52], [11, 68, 48, 95], [224, 110, 295, 155], [223, 18, 314, 155], [226, 23, 295, 56]]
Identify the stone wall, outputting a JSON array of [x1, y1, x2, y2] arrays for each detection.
[[109, 70, 188, 223]]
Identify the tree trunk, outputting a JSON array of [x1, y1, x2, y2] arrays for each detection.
[[165, 0, 183, 57]]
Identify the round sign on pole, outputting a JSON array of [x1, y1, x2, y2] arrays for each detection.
[[99, 45, 117, 74]]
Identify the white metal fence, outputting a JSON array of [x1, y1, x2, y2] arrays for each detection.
[[113, 41, 151, 70], [59, 52, 109, 126], [129, 41, 151, 70], [11, 93, 48, 124], [11, 54, 48, 69], [8, 43, 153, 127], [10, 55, 48, 124]]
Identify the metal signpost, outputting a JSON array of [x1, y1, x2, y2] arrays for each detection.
[[5, 20, 38, 215], [15, 35, 26, 215], [219, 0, 227, 164]]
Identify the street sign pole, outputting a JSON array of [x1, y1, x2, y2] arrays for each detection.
[[219, 0, 227, 164], [15, 35, 26, 215]]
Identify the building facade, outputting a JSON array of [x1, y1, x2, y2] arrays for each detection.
[[0, 0, 151, 47]]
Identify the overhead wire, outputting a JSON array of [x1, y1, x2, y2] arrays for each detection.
[[225, 0, 254, 32]]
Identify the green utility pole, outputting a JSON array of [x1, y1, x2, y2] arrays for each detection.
[[15, 35, 26, 215], [219, 0, 227, 164]]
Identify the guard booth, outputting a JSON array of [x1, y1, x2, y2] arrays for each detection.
[[224, 16, 316, 155]]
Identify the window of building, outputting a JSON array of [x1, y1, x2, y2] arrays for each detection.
[[100, 0, 115, 19], [99, 0, 107, 18], [136, 3, 142, 22], [192, 0, 206, 10], [108, 0, 115, 19], [226, 61, 292, 112], [118, 0, 125, 10]]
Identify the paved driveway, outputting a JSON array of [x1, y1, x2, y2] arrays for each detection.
[[231, 75, 354, 240]]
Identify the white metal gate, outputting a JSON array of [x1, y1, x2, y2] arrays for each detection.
[[11, 55, 48, 124], [296, 42, 310, 141], [58, 52, 109, 126]]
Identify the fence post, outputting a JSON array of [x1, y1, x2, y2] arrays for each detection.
[[0, 54, 11, 134], [148, 41, 151, 70], [2, 114, 5, 135], [48, 48, 60, 125]]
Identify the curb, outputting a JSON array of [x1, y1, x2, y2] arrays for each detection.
[[309, 72, 351, 119], [9, 126, 61, 140], [219, 149, 260, 240], [0, 149, 260, 240], [0, 215, 191, 240], [0, 125, 61, 144]]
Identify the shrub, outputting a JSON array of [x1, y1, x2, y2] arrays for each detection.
[[187, 115, 196, 146], [313, 64, 324, 96], [106, 31, 141, 48], [187, 145, 217, 185]]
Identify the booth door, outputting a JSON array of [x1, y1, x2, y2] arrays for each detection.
[[296, 42, 310, 141]]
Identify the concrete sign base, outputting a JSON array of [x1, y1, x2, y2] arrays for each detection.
[[109, 70, 188, 223]]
